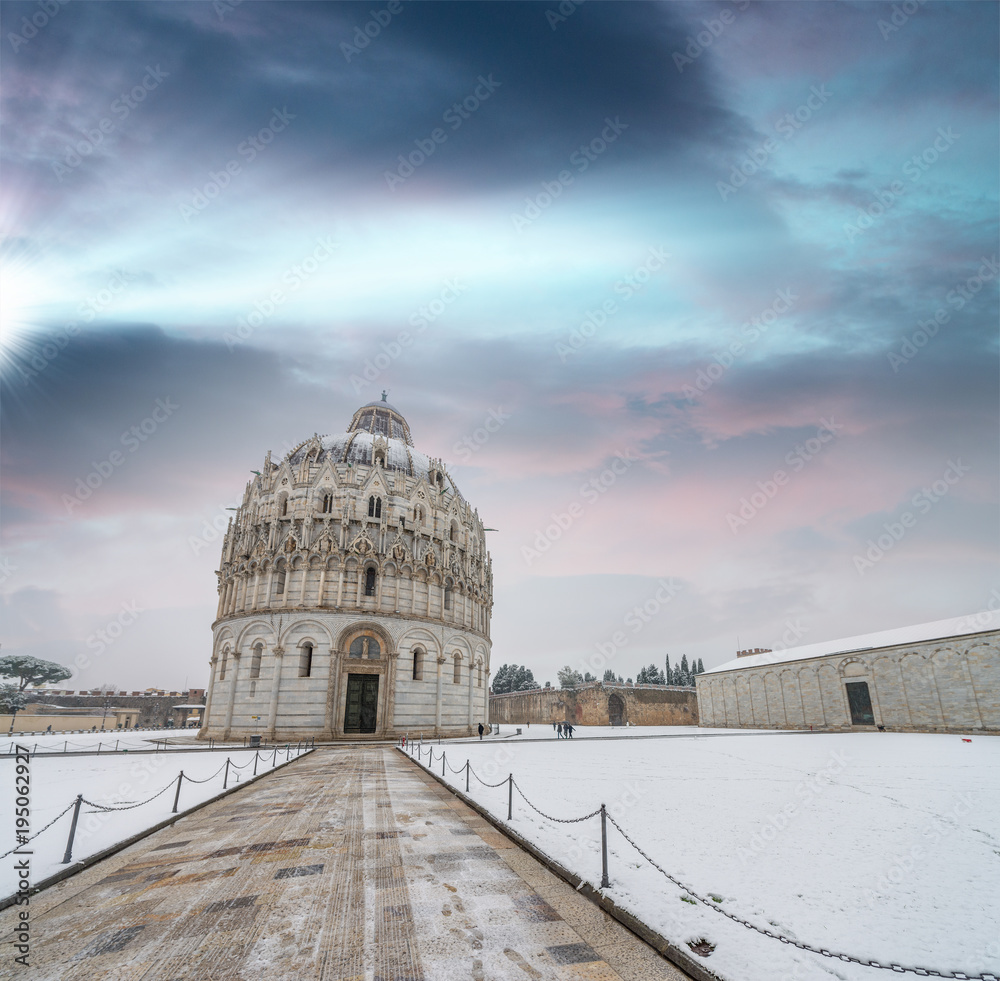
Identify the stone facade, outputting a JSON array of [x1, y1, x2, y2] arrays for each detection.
[[201, 397, 493, 741], [489, 683, 698, 727], [696, 621, 999, 733]]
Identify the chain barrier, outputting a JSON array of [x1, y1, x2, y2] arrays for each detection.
[[82, 779, 176, 812], [228, 756, 255, 770], [446, 759, 467, 775], [182, 762, 230, 784], [0, 800, 78, 860], [511, 780, 602, 824], [411, 750, 996, 981], [603, 811, 999, 980]]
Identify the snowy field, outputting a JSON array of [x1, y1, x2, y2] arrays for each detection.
[[1, 747, 304, 900], [409, 731, 1000, 981], [448, 724, 783, 741]]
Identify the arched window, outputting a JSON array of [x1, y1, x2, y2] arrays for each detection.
[[412, 648, 424, 681], [444, 586, 452, 610], [450, 521, 458, 541], [281, 496, 289, 516], [219, 648, 229, 681], [250, 644, 263, 679], [349, 635, 381, 659], [275, 569, 286, 595], [477, 662, 482, 687], [322, 494, 333, 513], [453, 653, 461, 685], [368, 495, 382, 518], [364, 567, 377, 596], [298, 642, 313, 678]]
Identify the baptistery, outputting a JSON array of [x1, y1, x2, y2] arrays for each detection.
[[201, 395, 493, 740]]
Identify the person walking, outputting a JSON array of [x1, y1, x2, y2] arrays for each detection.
[[478, 722, 484, 740], [557, 722, 563, 738], [565, 723, 574, 738]]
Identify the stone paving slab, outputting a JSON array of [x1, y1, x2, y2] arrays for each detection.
[[1, 748, 691, 980]]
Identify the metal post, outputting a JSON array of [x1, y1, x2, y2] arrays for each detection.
[[115, 740, 119, 752], [97, 743, 101, 754], [253, 751, 259, 776], [272, 747, 278, 767], [62, 795, 84, 864], [465, 760, 470, 793], [223, 757, 230, 790], [63, 741, 67, 753], [442, 751, 446, 777], [507, 774, 513, 821], [600, 804, 610, 888], [172, 772, 184, 813], [286, 744, 290, 761]]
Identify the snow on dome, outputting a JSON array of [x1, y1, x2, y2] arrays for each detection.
[[705, 610, 1000, 675]]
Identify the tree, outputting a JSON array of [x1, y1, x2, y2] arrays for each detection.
[[557, 665, 584, 689], [491, 663, 538, 694], [696, 658, 705, 675], [636, 663, 665, 684], [97, 682, 118, 730], [0, 684, 29, 736], [665, 654, 672, 686], [0, 655, 72, 691], [603, 669, 622, 683], [583, 672, 595, 683], [678, 654, 692, 686]]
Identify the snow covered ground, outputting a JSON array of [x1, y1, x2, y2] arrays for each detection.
[[409, 731, 1000, 981], [452, 724, 783, 741], [1, 747, 302, 900], [0, 731, 245, 755]]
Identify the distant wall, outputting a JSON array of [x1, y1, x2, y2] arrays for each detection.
[[1, 714, 107, 733], [489, 682, 698, 726]]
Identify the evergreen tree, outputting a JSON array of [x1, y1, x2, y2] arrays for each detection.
[[695, 658, 705, 675], [679, 654, 691, 686], [665, 654, 672, 686], [557, 665, 585, 689], [602, 669, 621, 683], [491, 663, 538, 693], [583, 672, 595, 683]]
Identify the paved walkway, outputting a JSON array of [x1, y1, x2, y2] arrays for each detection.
[[3, 748, 692, 980]]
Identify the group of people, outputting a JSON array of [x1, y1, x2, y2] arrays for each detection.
[[553, 721, 575, 738]]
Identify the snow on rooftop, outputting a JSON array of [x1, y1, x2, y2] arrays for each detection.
[[704, 610, 1000, 675]]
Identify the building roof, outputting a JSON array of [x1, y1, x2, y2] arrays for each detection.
[[703, 610, 999, 675]]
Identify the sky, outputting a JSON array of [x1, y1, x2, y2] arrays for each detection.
[[0, 1, 997, 691]]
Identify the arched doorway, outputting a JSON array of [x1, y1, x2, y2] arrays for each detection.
[[608, 694, 625, 727]]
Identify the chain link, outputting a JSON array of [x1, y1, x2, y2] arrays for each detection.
[[467, 765, 510, 789], [82, 778, 176, 812], [604, 814, 998, 981], [512, 780, 602, 824], [182, 762, 229, 784], [0, 800, 78, 860]]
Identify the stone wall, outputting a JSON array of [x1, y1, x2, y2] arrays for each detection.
[[695, 628, 999, 732], [22, 693, 204, 727], [489, 683, 698, 727]]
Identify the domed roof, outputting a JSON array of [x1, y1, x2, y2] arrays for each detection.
[[348, 392, 412, 444], [283, 395, 463, 498]]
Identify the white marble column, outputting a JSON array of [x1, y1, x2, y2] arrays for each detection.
[[435, 654, 445, 733], [266, 647, 284, 737], [467, 656, 475, 730], [222, 651, 241, 738]]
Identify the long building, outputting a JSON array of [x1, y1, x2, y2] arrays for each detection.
[[695, 613, 999, 733]]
